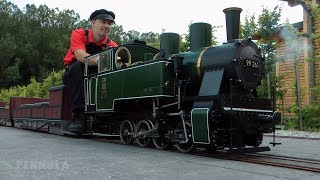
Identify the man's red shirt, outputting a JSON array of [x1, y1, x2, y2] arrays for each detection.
[[63, 28, 118, 65]]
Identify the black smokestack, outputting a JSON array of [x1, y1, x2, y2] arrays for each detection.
[[223, 7, 242, 42]]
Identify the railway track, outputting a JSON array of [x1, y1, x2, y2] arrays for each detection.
[[242, 153, 320, 173], [206, 153, 320, 173], [86, 134, 320, 173]]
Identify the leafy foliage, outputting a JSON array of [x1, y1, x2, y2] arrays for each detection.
[[286, 0, 320, 131], [0, 0, 223, 91], [240, 4, 320, 131], [0, 1, 79, 88], [285, 102, 320, 132], [0, 70, 63, 101], [0, 0, 192, 89], [241, 6, 285, 102], [268, 0, 320, 131], [301, 103, 320, 131]]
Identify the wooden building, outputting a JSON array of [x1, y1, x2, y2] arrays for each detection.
[[276, 0, 320, 118]]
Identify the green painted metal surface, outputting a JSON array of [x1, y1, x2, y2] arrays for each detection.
[[193, 70, 224, 108], [120, 45, 159, 66], [191, 108, 210, 144], [96, 61, 174, 110], [84, 78, 89, 107], [177, 49, 206, 96], [190, 23, 212, 51], [90, 78, 96, 105], [160, 33, 180, 58]]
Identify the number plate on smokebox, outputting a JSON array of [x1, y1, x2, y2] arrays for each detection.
[[244, 59, 259, 68]]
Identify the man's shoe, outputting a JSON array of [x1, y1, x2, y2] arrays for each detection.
[[68, 112, 86, 134], [68, 121, 85, 134]]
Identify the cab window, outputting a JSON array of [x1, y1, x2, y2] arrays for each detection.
[[98, 49, 113, 72]]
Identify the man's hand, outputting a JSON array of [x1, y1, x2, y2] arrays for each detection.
[[74, 49, 98, 66], [88, 56, 99, 66]]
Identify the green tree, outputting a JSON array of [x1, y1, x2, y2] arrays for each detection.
[[286, 0, 320, 131], [111, 25, 125, 45], [240, 15, 258, 38], [0, 0, 219, 93], [140, 32, 160, 49], [241, 6, 284, 101], [0, 1, 81, 88], [0, 0, 22, 87]]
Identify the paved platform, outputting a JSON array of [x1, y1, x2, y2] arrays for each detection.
[[0, 126, 319, 180], [261, 134, 320, 161]]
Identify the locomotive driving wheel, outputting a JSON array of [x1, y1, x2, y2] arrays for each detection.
[[175, 121, 194, 153], [119, 120, 134, 144], [135, 120, 152, 147], [152, 123, 171, 150]]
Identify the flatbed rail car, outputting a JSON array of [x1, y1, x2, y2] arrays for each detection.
[[0, 101, 10, 126], [0, 86, 71, 135]]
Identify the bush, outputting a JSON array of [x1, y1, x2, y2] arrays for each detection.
[[0, 85, 26, 102], [0, 70, 63, 102], [284, 103, 320, 132], [40, 70, 64, 97], [301, 103, 320, 131], [283, 118, 299, 130]]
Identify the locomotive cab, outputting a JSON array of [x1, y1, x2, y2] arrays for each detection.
[[83, 42, 172, 114], [84, 41, 160, 75]]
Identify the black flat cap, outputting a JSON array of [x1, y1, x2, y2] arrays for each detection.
[[90, 9, 115, 23]]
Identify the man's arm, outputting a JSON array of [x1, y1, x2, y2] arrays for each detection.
[[70, 30, 97, 66], [74, 49, 98, 66], [74, 49, 90, 63]]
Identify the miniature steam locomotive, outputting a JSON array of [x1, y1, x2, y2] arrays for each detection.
[[0, 7, 280, 153]]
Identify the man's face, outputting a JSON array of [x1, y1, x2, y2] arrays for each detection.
[[92, 19, 113, 38]]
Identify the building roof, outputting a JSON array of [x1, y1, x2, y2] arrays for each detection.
[[280, 0, 320, 7], [280, 0, 300, 7], [290, 21, 303, 30]]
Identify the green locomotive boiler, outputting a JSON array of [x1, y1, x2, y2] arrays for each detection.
[[83, 7, 280, 153]]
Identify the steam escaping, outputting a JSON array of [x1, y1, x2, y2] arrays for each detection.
[[279, 23, 306, 62], [279, 22, 306, 126]]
